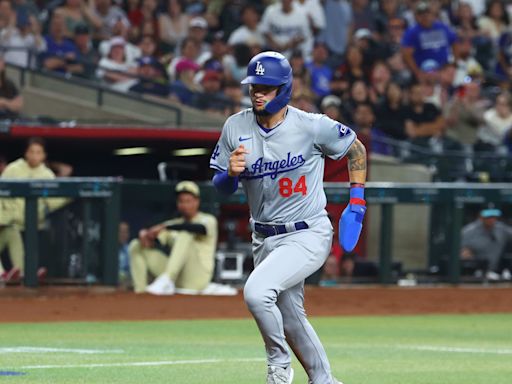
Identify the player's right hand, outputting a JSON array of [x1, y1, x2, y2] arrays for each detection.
[[228, 145, 249, 177]]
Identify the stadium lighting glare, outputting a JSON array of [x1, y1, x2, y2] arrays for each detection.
[[114, 147, 151, 156], [172, 148, 210, 156]]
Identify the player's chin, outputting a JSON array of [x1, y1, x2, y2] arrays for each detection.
[[252, 104, 270, 116]]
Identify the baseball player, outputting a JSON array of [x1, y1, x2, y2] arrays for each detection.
[[210, 51, 367, 384]]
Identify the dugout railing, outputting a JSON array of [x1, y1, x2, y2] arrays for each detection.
[[0, 178, 121, 287], [2, 180, 511, 287]]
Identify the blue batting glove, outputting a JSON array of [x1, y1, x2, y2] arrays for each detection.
[[339, 185, 367, 252]]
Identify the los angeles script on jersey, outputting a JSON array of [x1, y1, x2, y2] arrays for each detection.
[[240, 152, 306, 180]]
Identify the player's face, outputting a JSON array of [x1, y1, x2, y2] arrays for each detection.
[[25, 143, 46, 168], [249, 84, 279, 112], [177, 193, 200, 219]]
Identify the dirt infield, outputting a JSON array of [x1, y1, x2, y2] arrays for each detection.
[[1, 285, 511, 323]]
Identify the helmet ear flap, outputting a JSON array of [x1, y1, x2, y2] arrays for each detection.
[[264, 79, 292, 114]]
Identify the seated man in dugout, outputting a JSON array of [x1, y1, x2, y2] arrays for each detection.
[[129, 181, 218, 295], [0, 137, 68, 284]]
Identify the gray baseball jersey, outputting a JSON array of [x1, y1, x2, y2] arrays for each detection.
[[210, 106, 355, 223]]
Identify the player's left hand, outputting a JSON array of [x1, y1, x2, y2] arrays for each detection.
[[339, 186, 366, 252]]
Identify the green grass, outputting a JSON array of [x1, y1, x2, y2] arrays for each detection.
[[1, 314, 511, 383]]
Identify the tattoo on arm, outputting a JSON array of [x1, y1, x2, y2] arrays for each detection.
[[347, 139, 367, 171]]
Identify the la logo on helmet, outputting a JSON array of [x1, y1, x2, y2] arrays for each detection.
[[255, 61, 265, 75]]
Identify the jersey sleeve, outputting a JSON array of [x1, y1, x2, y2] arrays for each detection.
[[210, 118, 234, 172], [314, 115, 356, 160]]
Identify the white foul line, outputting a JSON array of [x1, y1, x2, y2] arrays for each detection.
[[0, 347, 124, 355], [20, 357, 266, 370], [398, 345, 512, 355]]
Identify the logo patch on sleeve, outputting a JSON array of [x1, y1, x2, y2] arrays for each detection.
[[337, 123, 351, 138]]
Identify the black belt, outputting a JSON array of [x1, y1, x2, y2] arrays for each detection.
[[254, 221, 309, 238]]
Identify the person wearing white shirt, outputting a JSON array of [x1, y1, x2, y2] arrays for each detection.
[[259, 0, 313, 59], [227, 4, 265, 47]]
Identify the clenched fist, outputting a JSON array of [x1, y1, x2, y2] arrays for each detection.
[[228, 144, 249, 177]]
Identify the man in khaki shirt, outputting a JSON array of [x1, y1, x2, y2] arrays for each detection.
[[129, 181, 218, 295], [0, 137, 63, 282]]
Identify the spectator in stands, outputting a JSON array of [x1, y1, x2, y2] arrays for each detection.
[[334, 44, 369, 96], [420, 60, 447, 108], [259, 0, 312, 59], [444, 80, 489, 148], [369, 60, 392, 105], [305, 41, 333, 100], [0, 4, 46, 68], [170, 58, 200, 106], [375, 81, 408, 140], [0, 137, 66, 284], [55, 0, 101, 39], [136, 0, 159, 41], [167, 37, 199, 81], [290, 79, 318, 113], [128, 55, 169, 97], [351, 0, 377, 33], [451, 0, 480, 40], [73, 24, 99, 80], [12, 0, 39, 18], [93, 0, 130, 42], [477, 0, 510, 44], [223, 42, 252, 83], [98, 17, 141, 64], [198, 31, 228, 73], [129, 181, 218, 295], [40, 12, 81, 74], [213, 0, 244, 39], [185, 16, 209, 57], [320, 94, 344, 122], [476, 92, 512, 151], [404, 81, 445, 141], [401, 1, 457, 83], [295, 0, 325, 37], [158, 0, 190, 54], [375, 0, 405, 40], [495, 29, 512, 83], [223, 79, 250, 115], [96, 36, 138, 92], [227, 4, 264, 48], [322, 0, 353, 68], [342, 80, 371, 124], [461, 205, 512, 281], [137, 34, 157, 58], [118, 221, 131, 284], [452, 35, 484, 88], [0, 58, 23, 120], [194, 70, 228, 113], [352, 102, 392, 155]]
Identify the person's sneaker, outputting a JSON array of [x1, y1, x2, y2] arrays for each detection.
[[267, 366, 294, 384], [145, 274, 175, 295], [1, 268, 21, 283], [486, 271, 501, 281], [501, 268, 511, 281], [37, 267, 48, 282]]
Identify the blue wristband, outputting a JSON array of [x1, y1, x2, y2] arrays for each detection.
[[213, 171, 239, 195], [350, 186, 364, 200]]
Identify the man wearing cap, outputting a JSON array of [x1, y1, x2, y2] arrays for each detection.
[[461, 206, 512, 281], [129, 181, 218, 295], [129, 55, 169, 97], [401, 1, 457, 83]]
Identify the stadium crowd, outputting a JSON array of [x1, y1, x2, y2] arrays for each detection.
[[1, 0, 512, 161]]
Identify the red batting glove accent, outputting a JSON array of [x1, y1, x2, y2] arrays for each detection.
[[349, 198, 366, 206]]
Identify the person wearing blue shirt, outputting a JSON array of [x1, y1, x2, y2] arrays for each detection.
[[495, 30, 512, 82], [40, 12, 79, 74], [401, 1, 457, 83], [305, 41, 333, 100]]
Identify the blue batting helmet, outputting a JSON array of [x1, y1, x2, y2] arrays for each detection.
[[241, 51, 293, 114]]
